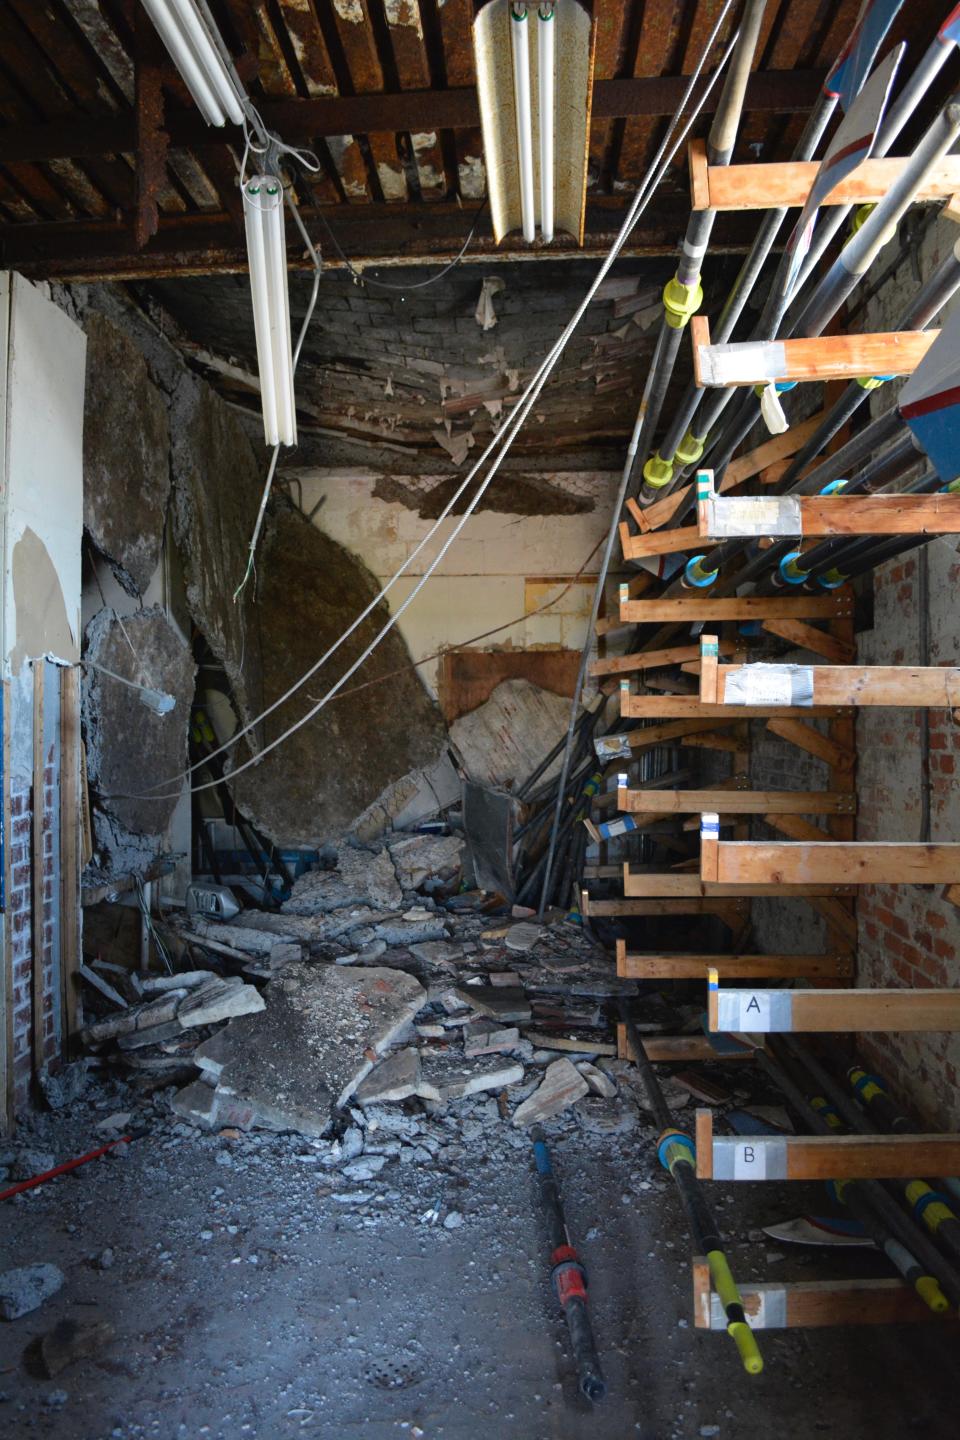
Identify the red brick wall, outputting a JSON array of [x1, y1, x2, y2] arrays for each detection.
[[9, 750, 59, 1114], [855, 549, 960, 1130]]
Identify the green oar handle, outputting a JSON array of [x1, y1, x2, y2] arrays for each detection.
[[707, 1249, 763, 1375]]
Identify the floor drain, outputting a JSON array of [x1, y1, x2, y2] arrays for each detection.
[[366, 1358, 422, 1390]]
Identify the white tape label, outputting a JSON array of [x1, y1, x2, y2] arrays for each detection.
[[734, 1141, 767, 1180], [698, 340, 787, 387], [740, 992, 770, 1029], [705, 495, 802, 538], [724, 665, 814, 707]]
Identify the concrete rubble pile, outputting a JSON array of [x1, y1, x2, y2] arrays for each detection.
[[122, 834, 658, 1141]]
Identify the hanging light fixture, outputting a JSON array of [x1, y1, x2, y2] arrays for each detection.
[[140, 0, 246, 127], [242, 174, 297, 448], [538, 3, 555, 244], [474, 0, 593, 246]]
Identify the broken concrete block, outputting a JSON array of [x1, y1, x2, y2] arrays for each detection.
[[141, 970, 217, 993], [0, 1264, 64, 1321], [454, 985, 531, 1025], [177, 979, 265, 1030], [38, 1061, 88, 1111], [463, 1022, 521, 1058], [40, 1316, 115, 1377], [117, 1019, 184, 1051], [389, 833, 464, 891], [284, 846, 402, 915], [171, 1078, 220, 1127], [576, 1062, 618, 1099], [504, 922, 544, 953], [201, 962, 426, 1137], [409, 940, 465, 970], [135, 992, 186, 1029], [418, 1053, 523, 1103], [342, 1154, 388, 1182], [268, 942, 302, 972], [192, 1027, 234, 1080], [512, 1059, 589, 1127], [355, 1048, 422, 1106]]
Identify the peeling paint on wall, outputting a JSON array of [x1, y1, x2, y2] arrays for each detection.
[[10, 528, 76, 673]]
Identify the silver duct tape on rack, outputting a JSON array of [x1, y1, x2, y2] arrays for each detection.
[[723, 664, 815, 707], [716, 988, 794, 1032], [595, 734, 632, 760], [707, 1287, 787, 1330], [711, 1136, 789, 1181], [701, 494, 803, 537], [697, 339, 788, 387]]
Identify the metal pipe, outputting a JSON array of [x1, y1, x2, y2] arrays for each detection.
[[644, 92, 838, 496], [758, 1047, 960, 1311], [628, 0, 770, 498], [782, 1039, 960, 1270], [619, 1003, 763, 1373]]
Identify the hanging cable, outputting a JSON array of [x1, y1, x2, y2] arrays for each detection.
[[111, 0, 741, 805]]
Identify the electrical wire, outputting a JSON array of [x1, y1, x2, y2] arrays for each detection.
[[113, 2, 739, 804], [312, 199, 490, 294]]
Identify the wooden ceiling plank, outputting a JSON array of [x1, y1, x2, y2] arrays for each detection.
[[382, 0, 448, 200], [435, 0, 484, 203], [330, 0, 410, 203]]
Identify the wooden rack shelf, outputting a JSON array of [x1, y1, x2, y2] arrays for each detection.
[[623, 866, 853, 899], [694, 1109, 960, 1179], [618, 588, 852, 623], [700, 825, 960, 887], [697, 637, 960, 708], [691, 314, 935, 388], [620, 692, 851, 720], [687, 138, 960, 213], [697, 490, 960, 540], [616, 785, 855, 816], [706, 972, 960, 1033], [615, 940, 852, 980], [692, 1259, 951, 1329]]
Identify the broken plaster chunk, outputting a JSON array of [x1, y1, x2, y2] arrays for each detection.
[[388, 833, 464, 891], [454, 985, 531, 1025], [171, 1078, 220, 1128], [177, 979, 265, 1030], [418, 1053, 523, 1104], [512, 1058, 590, 1128], [575, 1062, 618, 1100], [141, 970, 217, 993], [355, 1048, 422, 1106], [463, 1022, 521, 1058], [504, 922, 544, 953], [0, 1264, 64, 1321]]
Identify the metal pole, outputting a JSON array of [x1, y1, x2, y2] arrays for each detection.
[[757, 1048, 959, 1311], [530, 1126, 606, 1402], [640, 92, 838, 501], [626, 0, 771, 498], [619, 1003, 763, 1373]]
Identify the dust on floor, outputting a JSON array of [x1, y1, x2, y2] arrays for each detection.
[[2, 1081, 957, 1440]]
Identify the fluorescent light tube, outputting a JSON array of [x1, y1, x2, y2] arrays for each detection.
[[538, 4, 555, 243], [474, 0, 593, 247], [510, 4, 536, 243], [141, 0, 245, 127], [243, 175, 297, 448]]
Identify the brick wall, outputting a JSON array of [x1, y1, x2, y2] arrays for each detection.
[[8, 742, 59, 1114]]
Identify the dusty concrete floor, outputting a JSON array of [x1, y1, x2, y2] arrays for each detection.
[[2, 1087, 958, 1440]]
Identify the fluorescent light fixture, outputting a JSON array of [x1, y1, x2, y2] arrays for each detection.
[[474, 0, 593, 246], [510, 5, 536, 243], [243, 174, 297, 448], [538, 4, 555, 244], [140, 0, 245, 127]]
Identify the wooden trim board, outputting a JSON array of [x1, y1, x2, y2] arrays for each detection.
[[615, 941, 852, 980], [695, 147, 960, 212], [698, 491, 960, 539], [617, 786, 855, 816], [692, 1258, 949, 1329], [707, 975, 960, 1033]]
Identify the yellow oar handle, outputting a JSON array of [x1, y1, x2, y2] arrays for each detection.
[[729, 1320, 764, 1375], [707, 1249, 763, 1375]]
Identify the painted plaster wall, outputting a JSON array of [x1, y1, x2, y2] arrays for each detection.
[[290, 467, 623, 700]]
